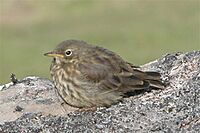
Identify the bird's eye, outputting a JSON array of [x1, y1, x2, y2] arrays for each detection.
[[65, 49, 72, 56]]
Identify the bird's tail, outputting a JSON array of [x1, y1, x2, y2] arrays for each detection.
[[132, 69, 165, 89]]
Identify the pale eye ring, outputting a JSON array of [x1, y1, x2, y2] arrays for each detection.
[[65, 49, 72, 56]]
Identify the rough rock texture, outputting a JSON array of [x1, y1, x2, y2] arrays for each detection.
[[0, 77, 76, 124], [0, 51, 199, 133]]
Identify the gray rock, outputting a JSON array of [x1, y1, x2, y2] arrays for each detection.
[[0, 51, 199, 133]]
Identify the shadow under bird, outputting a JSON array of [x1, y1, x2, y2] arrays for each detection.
[[44, 40, 165, 109]]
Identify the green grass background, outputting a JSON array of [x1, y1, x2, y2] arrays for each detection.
[[0, 0, 199, 84]]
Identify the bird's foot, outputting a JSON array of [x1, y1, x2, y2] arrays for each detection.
[[78, 106, 97, 112]]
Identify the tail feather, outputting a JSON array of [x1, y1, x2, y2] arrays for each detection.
[[132, 68, 165, 89], [147, 79, 165, 89], [132, 69, 161, 80]]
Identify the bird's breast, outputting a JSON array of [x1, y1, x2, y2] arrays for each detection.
[[50, 63, 94, 107]]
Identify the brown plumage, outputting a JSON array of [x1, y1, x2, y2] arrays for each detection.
[[44, 40, 165, 108]]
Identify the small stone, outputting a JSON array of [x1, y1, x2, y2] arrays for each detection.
[[10, 73, 19, 84], [15, 106, 23, 112]]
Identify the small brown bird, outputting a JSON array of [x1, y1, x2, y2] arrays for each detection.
[[44, 40, 164, 108]]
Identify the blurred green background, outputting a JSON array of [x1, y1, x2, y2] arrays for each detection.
[[0, 0, 199, 84]]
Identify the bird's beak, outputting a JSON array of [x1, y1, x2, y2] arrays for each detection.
[[44, 51, 64, 58]]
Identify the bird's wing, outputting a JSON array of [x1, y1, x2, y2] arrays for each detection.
[[78, 62, 150, 93], [78, 63, 110, 83], [101, 72, 150, 93]]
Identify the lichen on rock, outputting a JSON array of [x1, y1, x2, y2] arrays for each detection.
[[0, 51, 199, 133]]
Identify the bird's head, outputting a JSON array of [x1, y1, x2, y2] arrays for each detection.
[[44, 40, 91, 64]]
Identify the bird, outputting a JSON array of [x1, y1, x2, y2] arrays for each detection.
[[44, 40, 165, 109]]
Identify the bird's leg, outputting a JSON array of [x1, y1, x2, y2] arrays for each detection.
[[78, 106, 97, 112], [60, 102, 68, 112]]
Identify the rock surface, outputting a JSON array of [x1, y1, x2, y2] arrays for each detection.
[[0, 51, 199, 133], [0, 76, 76, 124]]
